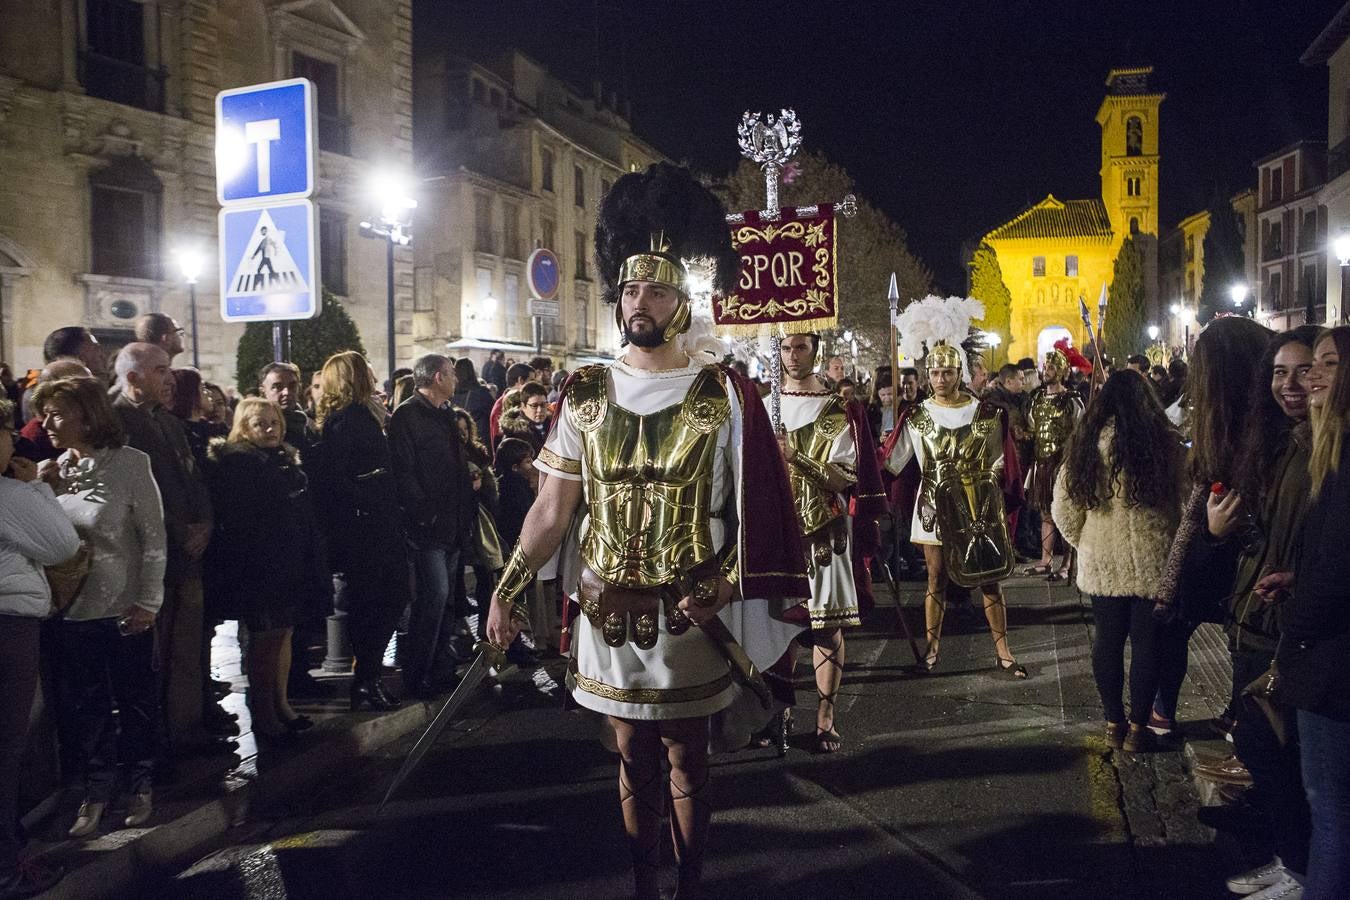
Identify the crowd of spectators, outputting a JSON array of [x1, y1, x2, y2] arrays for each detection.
[[0, 318, 565, 896]]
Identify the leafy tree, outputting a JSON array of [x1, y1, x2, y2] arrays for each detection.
[[1197, 191, 1246, 324], [711, 151, 930, 370], [1104, 235, 1147, 363], [234, 289, 365, 393], [968, 242, 1012, 368]]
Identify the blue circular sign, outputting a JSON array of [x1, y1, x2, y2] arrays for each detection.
[[527, 248, 560, 300]]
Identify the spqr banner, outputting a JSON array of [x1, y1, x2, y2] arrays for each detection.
[[713, 203, 838, 336]]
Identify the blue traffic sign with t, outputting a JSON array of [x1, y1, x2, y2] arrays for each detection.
[[218, 200, 320, 322], [216, 78, 316, 205]]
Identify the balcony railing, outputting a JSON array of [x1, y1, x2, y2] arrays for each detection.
[[79, 50, 167, 113]]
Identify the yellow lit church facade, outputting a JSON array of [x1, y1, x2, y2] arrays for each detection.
[[981, 68, 1163, 362]]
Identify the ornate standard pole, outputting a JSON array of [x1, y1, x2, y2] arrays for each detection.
[[737, 110, 803, 430]]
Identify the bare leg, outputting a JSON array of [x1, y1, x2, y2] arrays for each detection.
[[921, 544, 948, 667], [981, 584, 1027, 678], [813, 628, 844, 751], [611, 716, 665, 900], [275, 627, 296, 722], [1039, 518, 1057, 569], [661, 716, 711, 900], [247, 629, 283, 735]]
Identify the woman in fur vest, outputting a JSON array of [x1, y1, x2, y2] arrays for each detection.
[[1052, 372, 1186, 752], [204, 397, 330, 740], [496, 381, 551, 454]]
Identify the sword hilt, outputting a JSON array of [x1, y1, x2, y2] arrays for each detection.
[[473, 639, 508, 668]]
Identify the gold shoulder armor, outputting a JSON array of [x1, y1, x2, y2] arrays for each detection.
[[909, 404, 936, 438], [680, 365, 731, 435], [566, 364, 609, 433], [971, 402, 1001, 437], [814, 396, 849, 441]]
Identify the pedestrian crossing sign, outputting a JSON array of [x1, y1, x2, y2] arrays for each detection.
[[218, 200, 320, 322]]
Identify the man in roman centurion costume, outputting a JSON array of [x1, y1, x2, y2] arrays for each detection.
[[487, 163, 806, 900], [882, 295, 1028, 678], [1021, 339, 1087, 580], [773, 332, 885, 752]]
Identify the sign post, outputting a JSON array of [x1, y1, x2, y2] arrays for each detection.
[[526, 247, 560, 351], [215, 78, 321, 360]]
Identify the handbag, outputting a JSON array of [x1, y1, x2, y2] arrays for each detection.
[[45, 541, 92, 613]]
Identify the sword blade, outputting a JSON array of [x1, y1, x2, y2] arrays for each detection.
[[377, 649, 494, 814]]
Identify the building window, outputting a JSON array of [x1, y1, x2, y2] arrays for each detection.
[[472, 79, 485, 103], [577, 286, 590, 347], [81, 0, 166, 112], [1185, 235, 1194, 261], [1125, 116, 1143, 156], [541, 218, 555, 252], [291, 52, 347, 154], [575, 231, 588, 279], [1299, 210, 1319, 252], [474, 193, 493, 253], [476, 266, 493, 309], [575, 165, 586, 208], [1130, 217, 1140, 234], [1064, 255, 1078, 277], [1300, 263, 1320, 312], [89, 157, 161, 279], [1032, 256, 1045, 278], [489, 88, 503, 109], [503, 203, 522, 259], [1264, 220, 1283, 260], [1126, 175, 1142, 198], [319, 206, 347, 295], [541, 147, 555, 193], [1268, 271, 1283, 309], [1269, 168, 1284, 204]]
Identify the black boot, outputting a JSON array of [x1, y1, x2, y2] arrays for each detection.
[[350, 677, 401, 712]]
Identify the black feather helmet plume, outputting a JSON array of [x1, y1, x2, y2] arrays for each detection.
[[594, 163, 741, 328]]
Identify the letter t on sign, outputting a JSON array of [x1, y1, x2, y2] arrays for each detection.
[[245, 118, 281, 193]]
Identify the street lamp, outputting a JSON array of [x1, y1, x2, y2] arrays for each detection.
[[175, 246, 205, 369], [1230, 283, 1248, 308], [360, 170, 417, 389], [1334, 231, 1350, 324], [1147, 324, 1160, 342]]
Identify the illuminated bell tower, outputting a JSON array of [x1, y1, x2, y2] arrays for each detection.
[[1097, 67, 1164, 245]]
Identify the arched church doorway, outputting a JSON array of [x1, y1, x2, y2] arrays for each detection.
[[1037, 326, 1073, 364]]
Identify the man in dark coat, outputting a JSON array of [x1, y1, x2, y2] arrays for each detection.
[[112, 342, 222, 756], [388, 353, 477, 697], [260, 362, 319, 457]]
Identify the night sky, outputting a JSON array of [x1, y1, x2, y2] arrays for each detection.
[[427, 0, 1345, 291]]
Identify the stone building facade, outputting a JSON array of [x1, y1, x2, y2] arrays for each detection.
[[0, 0, 412, 388], [413, 48, 665, 370]]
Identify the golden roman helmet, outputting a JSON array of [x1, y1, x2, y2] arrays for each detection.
[[1044, 346, 1068, 373], [613, 232, 691, 344], [925, 341, 963, 373]]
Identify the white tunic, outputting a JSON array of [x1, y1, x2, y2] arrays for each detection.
[[775, 391, 861, 629], [884, 398, 1004, 546], [537, 355, 798, 721]]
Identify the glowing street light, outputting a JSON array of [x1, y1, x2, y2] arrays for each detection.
[[1147, 324, 1160, 342], [1230, 284, 1248, 308], [359, 170, 418, 388], [1334, 231, 1350, 267], [175, 246, 205, 368], [1171, 304, 1195, 355]]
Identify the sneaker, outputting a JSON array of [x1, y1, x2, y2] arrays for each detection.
[[1226, 858, 1287, 895], [67, 800, 105, 838], [1245, 873, 1302, 900], [124, 790, 153, 827]]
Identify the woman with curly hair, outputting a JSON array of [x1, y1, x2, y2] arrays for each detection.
[[311, 351, 407, 711], [1053, 372, 1186, 752]]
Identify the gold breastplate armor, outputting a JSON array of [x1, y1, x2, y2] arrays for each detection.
[[1029, 389, 1076, 461], [912, 401, 1015, 587], [787, 396, 850, 572], [569, 364, 730, 590]]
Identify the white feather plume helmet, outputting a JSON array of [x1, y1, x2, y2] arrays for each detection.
[[894, 294, 986, 382]]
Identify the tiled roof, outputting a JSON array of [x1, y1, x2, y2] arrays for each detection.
[[985, 195, 1114, 241]]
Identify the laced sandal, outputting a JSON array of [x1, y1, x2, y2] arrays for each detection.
[[1020, 563, 1054, 577], [995, 658, 1028, 679], [813, 727, 843, 753], [1105, 722, 1126, 749]]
